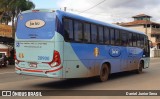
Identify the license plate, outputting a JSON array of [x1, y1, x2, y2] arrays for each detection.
[[30, 63, 37, 68]]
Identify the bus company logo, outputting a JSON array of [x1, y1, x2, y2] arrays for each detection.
[[94, 47, 99, 57], [16, 42, 20, 47], [109, 48, 121, 57], [25, 19, 45, 29]]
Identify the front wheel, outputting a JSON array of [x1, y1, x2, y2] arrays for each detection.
[[99, 64, 109, 82]]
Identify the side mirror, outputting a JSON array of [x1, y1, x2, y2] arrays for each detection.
[[148, 40, 153, 48]]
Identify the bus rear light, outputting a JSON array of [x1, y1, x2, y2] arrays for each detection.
[[47, 50, 61, 67]]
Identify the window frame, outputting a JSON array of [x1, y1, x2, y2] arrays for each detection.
[[104, 26, 110, 45], [115, 29, 120, 46], [128, 32, 133, 47], [98, 25, 104, 44], [63, 17, 74, 42], [62, 16, 147, 48], [83, 22, 91, 43], [110, 28, 115, 45], [91, 23, 98, 44], [73, 20, 83, 42], [132, 33, 137, 47], [120, 30, 128, 46]]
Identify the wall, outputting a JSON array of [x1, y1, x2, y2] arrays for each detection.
[[0, 24, 12, 38], [0, 49, 10, 57]]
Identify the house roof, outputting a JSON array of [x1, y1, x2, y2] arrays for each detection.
[[118, 20, 160, 26], [132, 14, 152, 18]]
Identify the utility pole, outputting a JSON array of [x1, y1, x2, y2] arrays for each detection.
[[145, 20, 148, 36]]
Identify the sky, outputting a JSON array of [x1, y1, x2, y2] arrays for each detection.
[[31, 0, 160, 23]]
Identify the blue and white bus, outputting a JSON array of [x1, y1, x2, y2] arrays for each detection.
[[15, 9, 150, 81]]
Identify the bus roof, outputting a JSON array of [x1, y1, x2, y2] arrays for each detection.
[[21, 9, 145, 35], [56, 10, 146, 35]]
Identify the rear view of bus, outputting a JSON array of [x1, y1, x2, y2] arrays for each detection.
[[15, 9, 63, 78]]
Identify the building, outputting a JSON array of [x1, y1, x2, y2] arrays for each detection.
[[0, 24, 12, 38], [117, 14, 160, 49]]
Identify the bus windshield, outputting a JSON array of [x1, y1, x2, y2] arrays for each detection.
[[16, 12, 55, 39]]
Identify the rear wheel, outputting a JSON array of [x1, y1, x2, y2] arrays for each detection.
[[99, 64, 109, 82], [136, 61, 143, 74]]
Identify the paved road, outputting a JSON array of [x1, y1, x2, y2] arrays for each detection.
[[0, 58, 160, 99]]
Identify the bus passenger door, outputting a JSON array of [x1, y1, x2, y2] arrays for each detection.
[[127, 48, 136, 70], [120, 48, 128, 71], [142, 39, 150, 68]]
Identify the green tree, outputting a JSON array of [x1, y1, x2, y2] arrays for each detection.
[[0, 0, 35, 37], [0, 0, 12, 24], [9, 0, 35, 37]]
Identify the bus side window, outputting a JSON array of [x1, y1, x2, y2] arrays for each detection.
[[128, 33, 133, 46], [144, 36, 149, 57], [84, 23, 91, 43], [133, 33, 137, 47], [121, 31, 128, 46], [98, 26, 104, 44], [91, 24, 98, 43], [121, 31, 127, 46], [110, 29, 115, 45], [74, 20, 83, 42], [140, 35, 144, 48], [115, 29, 120, 46], [63, 18, 74, 41], [137, 34, 141, 47], [104, 27, 110, 44]]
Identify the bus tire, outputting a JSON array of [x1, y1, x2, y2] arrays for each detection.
[[136, 61, 143, 74], [99, 63, 109, 82]]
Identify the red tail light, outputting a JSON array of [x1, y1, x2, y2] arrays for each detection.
[[48, 50, 61, 67]]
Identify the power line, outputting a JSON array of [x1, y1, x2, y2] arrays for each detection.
[[79, 0, 106, 14]]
